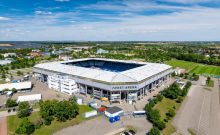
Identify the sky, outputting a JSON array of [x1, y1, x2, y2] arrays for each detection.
[[0, 0, 220, 41]]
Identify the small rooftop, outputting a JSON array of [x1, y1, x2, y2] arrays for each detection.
[[105, 106, 123, 114]]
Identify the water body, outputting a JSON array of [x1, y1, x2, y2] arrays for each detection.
[[0, 41, 47, 49]]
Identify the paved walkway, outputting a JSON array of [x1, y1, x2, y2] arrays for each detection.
[[0, 117, 7, 135], [0, 108, 39, 117]]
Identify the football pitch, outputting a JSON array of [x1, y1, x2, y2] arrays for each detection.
[[166, 59, 220, 76]]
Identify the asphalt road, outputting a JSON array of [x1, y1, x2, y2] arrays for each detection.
[[173, 76, 220, 135]]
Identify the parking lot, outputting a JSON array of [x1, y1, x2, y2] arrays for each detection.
[[55, 115, 151, 135], [173, 76, 220, 135]]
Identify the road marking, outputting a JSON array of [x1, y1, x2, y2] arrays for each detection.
[[196, 94, 206, 135]]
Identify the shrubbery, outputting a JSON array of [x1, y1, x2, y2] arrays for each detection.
[[145, 95, 166, 131], [39, 99, 79, 124], [15, 118, 35, 134], [6, 99, 17, 108], [161, 82, 181, 99], [17, 102, 31, 118], [148, 127, 160, 135]]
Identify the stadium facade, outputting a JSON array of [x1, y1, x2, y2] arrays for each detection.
[[33, 58, 173, 103]]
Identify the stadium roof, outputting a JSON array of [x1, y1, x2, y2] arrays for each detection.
[[34, 58, 172, 83]]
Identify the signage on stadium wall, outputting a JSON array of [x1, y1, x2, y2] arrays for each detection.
[[111, 85, 138, 90]]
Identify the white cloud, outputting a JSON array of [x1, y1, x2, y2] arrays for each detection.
[[0, 1, 220, 41], [0, 16, 10, 21], [164, 0, 217, 4], [35, 11, 52, 15], [55, 0, 70, 2]]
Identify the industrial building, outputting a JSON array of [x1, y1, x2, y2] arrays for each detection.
[[33, 58, 172, 103]]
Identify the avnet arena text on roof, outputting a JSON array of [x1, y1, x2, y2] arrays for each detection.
[[33, 58, 172, 103]]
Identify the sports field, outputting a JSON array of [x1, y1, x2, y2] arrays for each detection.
[[166, 59, 220, 76]]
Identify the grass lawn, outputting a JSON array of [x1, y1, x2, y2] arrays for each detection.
[[153, 98, 180, 135], [7, 105, 93, 135], [207, 80, 214, 87], [166, 59, 220, 76]]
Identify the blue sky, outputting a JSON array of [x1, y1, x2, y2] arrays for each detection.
[[0, 0, 220, 41]]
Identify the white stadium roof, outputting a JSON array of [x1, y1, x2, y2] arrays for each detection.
[[34, 58, 172, 83]]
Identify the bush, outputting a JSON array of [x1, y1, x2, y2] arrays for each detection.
[[6, 99, 17, 108], [11, 88, 17, 93], [166, 108, 176, 118], [17, 102, 31, 118], [156, 95, 163, 102], [148, 127, 160, 135], [154, 120, 166, 130], [55, 101, 79, 122], [147, 109, 161, 123], [176, 96, 184, 103], [162, 82, 181, 99], [44, 116, 54, 125], [15, 118, 35, 134]]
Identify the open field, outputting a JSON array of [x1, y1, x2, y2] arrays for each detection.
[[7, 105, 93, 135], [154, 97, 181, 135], [166, 59, 220, 76]]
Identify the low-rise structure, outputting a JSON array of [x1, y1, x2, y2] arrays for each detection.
[[0, 81, 32, 93], [2, 53, 16, 58], [48, 75, 79, 95], [17, 94, 42, 103], [104, 106, 123, 118]]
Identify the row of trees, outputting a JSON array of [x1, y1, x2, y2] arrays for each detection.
[[146, 81, 192, 135], [145, 95, 166, 132]]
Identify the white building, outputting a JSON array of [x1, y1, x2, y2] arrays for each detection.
[[17, 94, 42, 103], [2, 53, 16, 58], [96, 48, 109, 54], [104, 106, 124, 118], [0, 60, 12, 65], [0, 81, 32, 92], [48, 75, 79, 95]]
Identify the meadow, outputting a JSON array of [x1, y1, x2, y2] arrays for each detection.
[[166, 59, 220, 76]]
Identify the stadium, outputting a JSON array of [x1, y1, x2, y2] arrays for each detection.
[[33, 58, 173, 103]]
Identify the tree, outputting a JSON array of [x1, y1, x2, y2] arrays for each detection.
[[55, 101, 79, 122], [39, 100, 58, 119], [6, 99, 17, 108], [15, 118, 35, 134], [147, 109, 161, 123], [162, 82, 181, 99], [69, 96, 77, 104], [206, 76, 211, 85], [11, 88, 17, 93], [17, 102, 31, 118], [176, 96, 183, 103], [154, 120, 166, 130], [166, 108, 176, 118], [148, 127, 160, 135]]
